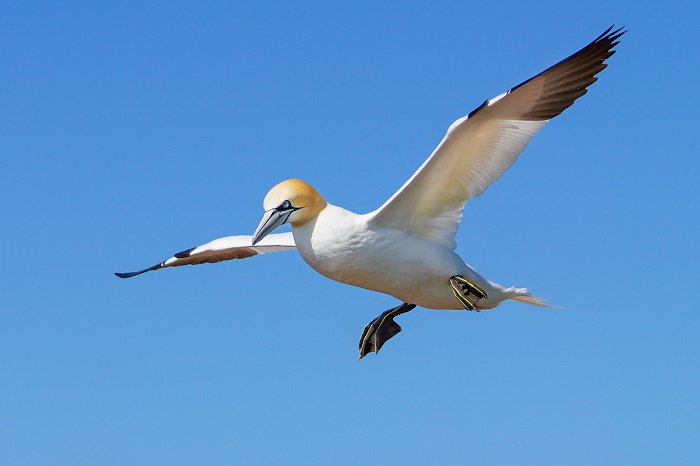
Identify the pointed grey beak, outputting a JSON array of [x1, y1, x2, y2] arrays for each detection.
[[252, 208, 293, 245]]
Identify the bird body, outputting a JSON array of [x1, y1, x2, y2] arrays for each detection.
[[116, 27, 625, 358], [290, 200, 502, 310]]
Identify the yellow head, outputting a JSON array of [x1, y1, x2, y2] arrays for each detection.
[[252, 179, 327, 244]]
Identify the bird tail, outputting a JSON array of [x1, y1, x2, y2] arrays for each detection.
[[505, 287, 561, 308]]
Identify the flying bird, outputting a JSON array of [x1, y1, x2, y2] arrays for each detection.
[[116, 26, 624, 359]]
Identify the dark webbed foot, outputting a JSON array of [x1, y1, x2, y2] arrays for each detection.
[[358, 303, 416, 360], [449, 276, 487, 311]]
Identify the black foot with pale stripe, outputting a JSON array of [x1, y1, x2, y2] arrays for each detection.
[[358, 303, 416, 360], [449, 276, 487, 311]]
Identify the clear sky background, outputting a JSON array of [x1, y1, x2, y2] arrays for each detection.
[[1, 1, 698, 465]]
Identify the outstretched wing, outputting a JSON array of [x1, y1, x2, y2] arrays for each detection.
[[370, 26, 625, 249], [115, 232, 296, 278]]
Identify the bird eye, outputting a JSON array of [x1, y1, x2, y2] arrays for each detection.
[[281, 200, 292, 209]]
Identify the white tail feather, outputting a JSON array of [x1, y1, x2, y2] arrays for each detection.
[[505, 287, 561, 308]]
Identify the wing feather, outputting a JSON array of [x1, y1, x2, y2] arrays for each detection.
[[115, 232, 296, 278], [370, 27, 624, 249]]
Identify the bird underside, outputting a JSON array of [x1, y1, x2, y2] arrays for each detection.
[[358, 275, 488, 360]]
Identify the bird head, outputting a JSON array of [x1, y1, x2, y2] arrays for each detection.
[[252, 179, 327, 245]]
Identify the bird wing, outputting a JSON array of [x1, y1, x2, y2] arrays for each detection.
[[369, 26, 624, 249], [115, 232, 296, 278]]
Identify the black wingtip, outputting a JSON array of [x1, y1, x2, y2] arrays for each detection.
[[598, 25, 626, 43], [114, 263, 162, 279], [115, 270, 146, 279]]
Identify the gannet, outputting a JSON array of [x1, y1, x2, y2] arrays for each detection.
[[117, 27, 624, 359]]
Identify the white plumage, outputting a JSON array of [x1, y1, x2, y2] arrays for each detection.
[[117, 27, 624, 357]]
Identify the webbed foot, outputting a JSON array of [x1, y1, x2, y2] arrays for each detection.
[[449, 276, 487, 311], [358, 303, 416, 360]]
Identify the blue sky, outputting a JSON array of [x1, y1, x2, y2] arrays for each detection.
[[2, 1, 699, 465]]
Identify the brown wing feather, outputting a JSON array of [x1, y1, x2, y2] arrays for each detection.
[[115, 233, 296, 278], [173, 248, 259, 265], [492, 26, 625, 120]]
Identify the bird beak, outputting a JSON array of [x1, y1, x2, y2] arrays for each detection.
[[252, 208, 292, 245]]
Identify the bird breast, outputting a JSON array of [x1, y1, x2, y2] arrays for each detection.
[[291, 204, 467, 306]]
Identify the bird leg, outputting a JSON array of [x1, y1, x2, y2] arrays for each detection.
[[358, 303, 416, 360], [449, 276, 487, 311]]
